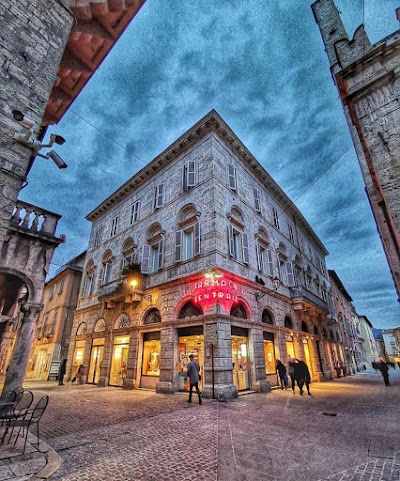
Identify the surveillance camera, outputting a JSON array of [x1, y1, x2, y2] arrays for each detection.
[[50, 134, 66, 145], [12, 110, 36, 129], [47, 150, 67, 169]]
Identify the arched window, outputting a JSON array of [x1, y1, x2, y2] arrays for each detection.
[[175, 205, 201, 262], [301, 321, 308, 332], [101, 250, 113, 286], [178, 301, 203, 319], [143, 308, 161, 325], [256, 227, 273, 276], [284, 316, 293, 329], [76, 323, 87, 335], [141, 223, 164, 274], [114, 313, 130, 329], [230, 303, 247, 319], [261, 309, 274, 325], [83, 259, 96, 297], [94, 318, 106, 332], [122, 237, 136, 270], [227, 206, 249, 264]]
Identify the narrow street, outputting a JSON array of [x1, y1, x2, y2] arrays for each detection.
[[13, 369, 400, 481]]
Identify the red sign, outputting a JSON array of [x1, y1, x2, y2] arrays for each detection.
[[193, 277, 238, 309]]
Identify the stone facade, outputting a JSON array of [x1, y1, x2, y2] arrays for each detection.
[[67, 110, 346, 398], [312, 0, 400, 300], [382, 327, 400, 363], [358, 315, 379, 365]]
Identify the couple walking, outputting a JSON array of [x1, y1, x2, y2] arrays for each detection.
[[276, 358, 311, 395]]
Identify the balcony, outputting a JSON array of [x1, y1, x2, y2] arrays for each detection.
[[290, 285, 329, 313]]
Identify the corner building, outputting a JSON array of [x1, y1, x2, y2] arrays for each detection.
[[68, 110, 337, 398]]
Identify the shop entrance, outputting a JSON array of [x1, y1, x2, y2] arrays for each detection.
[[302, 338, 313, 378], [71, 340, 85, 380], [178, 326, 204, 392], [140, 331, 161, 389], [109, 336, 129, 387], [263, 332, 278, 386], [88, 338, 104, 384], [232, 326, 249, 391]]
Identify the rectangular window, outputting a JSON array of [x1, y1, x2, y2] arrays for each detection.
[[154, 184, 164, 209], [49, 285, 55, 299], [285, 261, 295, 287], [228, 164, 237, 191], [130, 200, 141, 224], [288, 224, 294, 243], [142, 241, 164, 273], [257, 245, 274, 276], [59, 279, 64, 294], [102, 263, 112, 285], [86, 275, 94, 297], [183, 161, 196, 191], [254, 189, 261, 212], [142, 340, 161, 376], [273, 207, 280, 230], [94, 227, 103, 247], [227, 225, 247, 263], [110, 216, 119, 237]]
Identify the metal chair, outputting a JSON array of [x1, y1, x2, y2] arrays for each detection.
[[6, 395, 49, 453], [0, 391, 34, 446]]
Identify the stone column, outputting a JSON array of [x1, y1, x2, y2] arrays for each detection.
[[252, 327, 270, 393], [123, 330, 139, 390], [202, 320, 237, 400], [156, 327, 176, 394], [97, 331, 113, 387], [276, 329, 288, 364], [321, 340, 333, 380], [1, 302, 43, 396]]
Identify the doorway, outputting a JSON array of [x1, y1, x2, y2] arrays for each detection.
[[109, 336, 129, 387], [88, 338, 104, 384], [231, 327, 249, 391], [178, 326, 204, 392]]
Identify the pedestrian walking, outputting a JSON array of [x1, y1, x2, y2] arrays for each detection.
[[186, 354, 202, 404], [296, 359, 311, 395], [58, 359, 67, 386], [377, 358, 390, 386], [288, 358, 297, 394], [276, 360, 288, 390], [71, 364, 84, 384]]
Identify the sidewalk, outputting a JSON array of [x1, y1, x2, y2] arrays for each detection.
[[0, 427, 61, 481]]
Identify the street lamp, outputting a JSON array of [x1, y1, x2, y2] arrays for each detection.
[[272, 277, 281, 290]]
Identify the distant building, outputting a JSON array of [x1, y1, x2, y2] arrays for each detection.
[[382, 328, 400, 364], [312, 0, 400, 300], [67, 110, 340, 399], [25, 252, 85, 381], [350, 303, 366, 370], [358, 316, 379, 365]]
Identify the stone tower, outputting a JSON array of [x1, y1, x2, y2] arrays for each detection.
[[312, 0, 400, 301]]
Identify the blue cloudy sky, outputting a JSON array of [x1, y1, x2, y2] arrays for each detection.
[[20, 0, 399, 328]]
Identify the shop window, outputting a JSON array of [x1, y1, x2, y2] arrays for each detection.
[[154, 183, 164, 209], [231, 329, 249, 390], [110, 336, 129, 386], [183, 160, 196, 191], [101, 250, 113, 286], [114, 313, 130, 329], [143, 308, 161, 325], [178, 301, 203, 319], [230, 303, 247, 319], [284, 316, 293, 329], [88, 338, 104, 385], [142, 333, 160, 376], [263, 333, 276, 375], [72, 340, 85, 376], [301, 321, 308, 332], [94, 318, 106, 333], [130, 200, 141, 224], [262, 309, 274, 325], [76, 323, 87, 335]]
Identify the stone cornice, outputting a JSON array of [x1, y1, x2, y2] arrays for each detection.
[[86, 109, 328, 256]]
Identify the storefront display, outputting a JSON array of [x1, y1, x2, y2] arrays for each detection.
[[109, 336, 129, 387], [142, 335, 160, 376], [285, 335, 295, 359], [72, 340, 85, 378], [88, 338, 104, 384], [302, 338, 313, 378], [232, 328, 249, 391], [178, 327, 204, 391], [263, 332, 278, 386]]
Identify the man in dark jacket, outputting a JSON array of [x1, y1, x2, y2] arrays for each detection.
[[296, 359, 311, 396], [58, 359, 67, 386], [377, 358, 390, 386], [276, 360, 288, 390], [186, 354, 202, 404]]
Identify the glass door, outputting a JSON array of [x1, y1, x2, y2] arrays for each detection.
[[109, 336, 129, 386], [88, 339, 104, 384], [178, 334, 204, 392], [232, 335, 249, 391]]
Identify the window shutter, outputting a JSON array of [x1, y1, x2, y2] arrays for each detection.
[[256, 243, 262, 271], [158, 239, 164, 270], [182, 165, 187, 192], [242, 233, 249, 264], [175, 230, 183, 262], [187, 161, 195, 187], [158, 184, 164, 207], [254, 189, 261, 212], [227, 224, 234, 257], [285, 261, 295, 287], [266, 249, 274, 276], [194, 221, 200, 256], [228, 164, 236, 190], [141, 245, 151, 274]]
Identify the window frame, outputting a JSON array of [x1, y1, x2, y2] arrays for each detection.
[[110, 216, 119, 237], [154, 184, 165, 209], [130, 200, 141, 225], [272, 207, 280, 230]]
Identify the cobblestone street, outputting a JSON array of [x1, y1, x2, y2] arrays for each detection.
[[14, 369, 400, 481]]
